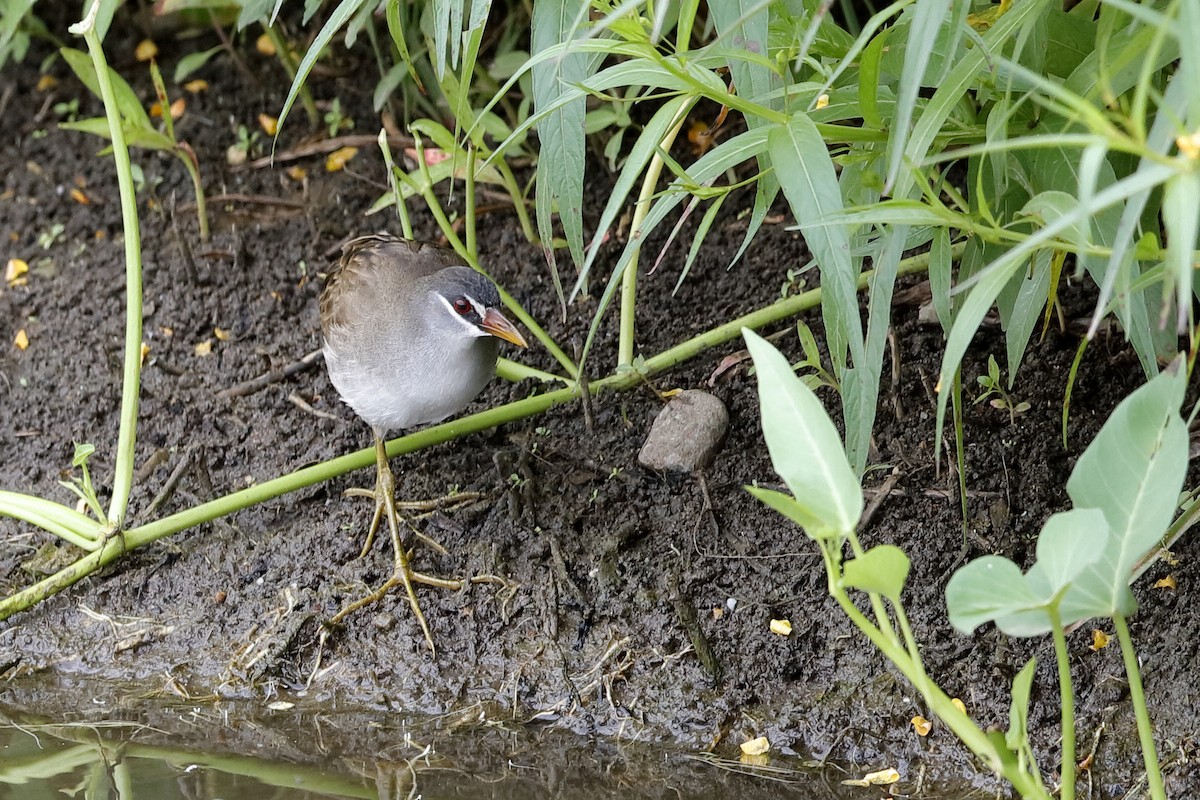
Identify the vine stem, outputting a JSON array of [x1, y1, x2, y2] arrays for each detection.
[[1048, 606, 1075, 800], [70, 2, 143, 531], [1113, 614, 1166, 800]]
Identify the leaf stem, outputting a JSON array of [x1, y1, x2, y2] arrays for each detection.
[[73, 5, 143, 531], [1048, 606, 1076, 800], [1113, 613, 1166, 800]]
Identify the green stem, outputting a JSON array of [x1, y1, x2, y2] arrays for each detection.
[[377, 128, 414, 239], [491, 157, 537, 244], [823, 554, 1048, 798], [175, 144, 209, 241], [1113, 614, 1166, 800], [264, 25, 319, 127], [465, 145, 477, 259], [71, 5, 143, 531], [618, 107, 689, 370], [0, 246, 952, 618], [1048, 606, 1076, 800], [496, 357, 570, 385], [952, 368, 968, 540]]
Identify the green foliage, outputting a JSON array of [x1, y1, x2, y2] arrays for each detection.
[[59, 442, 106, 522], [749, 330, 1183, 799], [974, 355, 1030, 424], [58, 47, 210, 239]]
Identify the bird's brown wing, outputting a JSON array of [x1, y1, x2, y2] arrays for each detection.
[[319, 233, 465, 334]]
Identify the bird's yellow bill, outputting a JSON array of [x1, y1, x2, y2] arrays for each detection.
[[481, 308, 528, 348]]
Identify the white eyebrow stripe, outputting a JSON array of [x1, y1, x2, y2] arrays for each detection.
[[436, 294, 489, 337]]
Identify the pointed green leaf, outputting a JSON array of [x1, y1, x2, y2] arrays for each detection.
[[744, 329, 862, 539], [1005, 657, 1037, 751], [1061, 361, 1188, 623]]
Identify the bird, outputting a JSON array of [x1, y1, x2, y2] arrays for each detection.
[[320, 233, 527, 651]]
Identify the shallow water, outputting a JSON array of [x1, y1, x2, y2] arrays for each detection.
[[0, 676, 965, 800]]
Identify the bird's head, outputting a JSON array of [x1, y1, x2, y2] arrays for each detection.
[[428, 267, 528, 348]]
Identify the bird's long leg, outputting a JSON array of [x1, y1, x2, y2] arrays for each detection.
[[332, 431, 437, 652]]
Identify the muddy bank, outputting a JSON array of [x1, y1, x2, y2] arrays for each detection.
[[0, 21, 1197, 796]]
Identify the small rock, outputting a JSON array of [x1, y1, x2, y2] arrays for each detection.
[[638, 389, 729, 472]]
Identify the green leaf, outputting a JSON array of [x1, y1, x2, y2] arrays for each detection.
[[60, 47, 154, 135], [768, 112, 866, 469], [842, 545, 910, 602], [1162, 172, 1200, 334], [532, 0, 591, 281], [71, 442, 96, 468], [276, 0, 371, 137], [884, 0, 949, 193], [946, 557, 1039, 635], [173, 45, 223, 83], [1005, 658, 1037, 751], [744, 329, 863, 539], [577, 94, 694, 300], [1061, 361, 1188, 623]]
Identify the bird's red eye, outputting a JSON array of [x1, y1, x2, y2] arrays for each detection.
[[453, 297, 472, 315]]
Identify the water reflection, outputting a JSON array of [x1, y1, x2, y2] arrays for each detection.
[[0, 677, 961, 800]]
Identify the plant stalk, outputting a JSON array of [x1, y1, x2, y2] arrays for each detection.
[[618, 106, 689, 370], [1113, 614, 1166, 800], [72, 6, 144, 531], [1049, 606, 1076, 800]]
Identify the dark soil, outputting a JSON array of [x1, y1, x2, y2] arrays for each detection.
[[1, 16, 1197, 798]]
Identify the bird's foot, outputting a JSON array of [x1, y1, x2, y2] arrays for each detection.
[[344, 486, 485, 557]]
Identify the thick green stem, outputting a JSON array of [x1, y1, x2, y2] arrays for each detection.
[[618, 105, 689, 369], [1, 247, 950, 619], [71, 5, 143, 531], [1048, 606, 1076, 800], [1113, 614, 1166, 800]]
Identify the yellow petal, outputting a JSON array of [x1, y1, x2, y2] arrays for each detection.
[[258, 113, 278, 136], [911, 715, 932, 736], [213, 327, 231, 341], [183, 79, 209, 94], [140, 342, 151, 366], [815, 93, 830, 110], [169, 97, 186, 119], [951, 698, 966, 714], [1090, 629, 1110, 651], [739, 736, 770, 756], [255, 33, 276, 56], [769, 618, 793, 636], [36, 75, 58, 91], [325, 146, 358, 172], [842, 767, 901, 787], [285, 166, 307, 181], [135, 39, 158, 62], [14, 329, 29, 350], [70, 188, 90, 205], [5, 258, 29, 286], [194, 339, 213, 357], [1154, 575, 1177, 590]]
